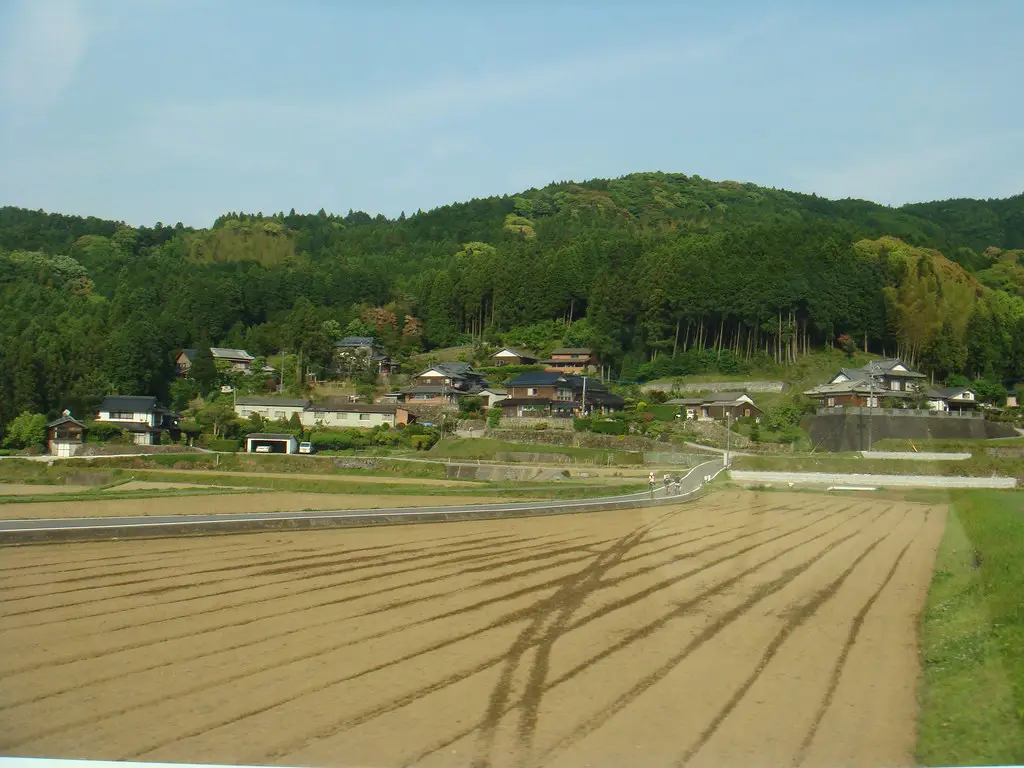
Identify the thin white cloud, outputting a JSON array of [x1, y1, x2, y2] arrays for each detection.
[[132, 31, 746, 165], [1, 0, 90, 109]]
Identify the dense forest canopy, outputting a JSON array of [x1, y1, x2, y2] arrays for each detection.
[[1, 171, 1023, 434]]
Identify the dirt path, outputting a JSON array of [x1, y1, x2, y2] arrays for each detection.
[[0, 490, 944, 767], [0, 492, 519, 520]]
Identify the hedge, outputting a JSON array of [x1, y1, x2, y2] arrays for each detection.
[[207, 438, 241, 452]]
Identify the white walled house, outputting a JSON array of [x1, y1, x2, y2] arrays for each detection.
[[235, 397, 310, 422], [97, 395, 177, 445], [926, 387, 979, 413], [300, 403, 413, 429]]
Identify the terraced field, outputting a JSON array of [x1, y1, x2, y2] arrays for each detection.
[[0, 491, 944, 767]]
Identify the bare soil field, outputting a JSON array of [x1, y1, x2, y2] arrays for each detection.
[[105, 481, 232, 492], [0, 484, 78, 496], [0, 492, 519, 520], [0, 490, 944, 768]]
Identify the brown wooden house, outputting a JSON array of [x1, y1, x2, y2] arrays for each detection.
[[46, 413, 86, 458]]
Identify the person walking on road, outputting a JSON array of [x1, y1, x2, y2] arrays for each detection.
[[648, 471, 656, 496]]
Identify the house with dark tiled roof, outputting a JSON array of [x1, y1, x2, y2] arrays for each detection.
[[334, 336, 396, 376], [387, 363, 490, 406], [806, 358, 926, 407], [97, 396, 179, 445], [499, 371, 623, 418], [925, 386, 979, 413]]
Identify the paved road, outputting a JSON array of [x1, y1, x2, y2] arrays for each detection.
[[0, 460, 727, 542]]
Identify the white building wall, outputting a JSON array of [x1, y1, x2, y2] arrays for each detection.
[[98, 410, 154, 425], [300, 410, 394, 428]]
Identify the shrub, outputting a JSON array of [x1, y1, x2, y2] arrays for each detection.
[[532, 422, 549, 430], [592, 419, 627, 435], [411, 434, 436, 451], [487, 408, 501, 428], [85, 420, 128, 443], [2, 411, 46, 449]]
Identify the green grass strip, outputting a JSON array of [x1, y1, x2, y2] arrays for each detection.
[[917, 490, 1024, 765]]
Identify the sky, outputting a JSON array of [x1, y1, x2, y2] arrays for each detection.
[[1, 0, 1022, 227]]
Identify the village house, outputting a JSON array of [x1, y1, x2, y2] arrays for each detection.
[[665, 392, 762, 421], [925, 386, 979, 413], [500, 371, 623, 418], [96, 395, 178, 445], [300, 402, 414, 429], [489, 347, 537, 366], [234, 396, 310, 422], [805, 358, 926, 407], [388, 362, 490, 407], [176, 347, 259, 375], [478, 387, 508, 408], [334, 336, 396, 376], [544, 347, 597, 374], [46, 413, 87, 458]]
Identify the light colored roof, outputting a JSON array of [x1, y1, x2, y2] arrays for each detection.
[[550, 347, 592, 355], [236, 397, 310, 407], [492, 347, 534, 358], [702, 391, 752, 403], [805, 379, 885, 396], [245, 433, 297, 440], [309, 403, 398, 414], [211, 348, 255, 361]]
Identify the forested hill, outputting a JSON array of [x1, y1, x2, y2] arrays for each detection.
[[1, 171, 1023, 431]]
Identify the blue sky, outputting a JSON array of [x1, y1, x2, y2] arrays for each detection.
[[1, 0, 1022, 227]]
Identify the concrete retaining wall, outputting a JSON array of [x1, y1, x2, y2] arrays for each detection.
[[860, 451, 972, 461], [730, 470, 1016, 489], [806, 412, 1017, 452]]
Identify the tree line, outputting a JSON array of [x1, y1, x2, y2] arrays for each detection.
[[0, 171, 1022, 437]]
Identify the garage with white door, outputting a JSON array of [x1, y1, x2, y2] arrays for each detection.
[[244, 433, 299, 454]]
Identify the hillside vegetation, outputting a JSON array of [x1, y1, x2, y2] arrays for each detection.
[[1, 172, 1022, 437]]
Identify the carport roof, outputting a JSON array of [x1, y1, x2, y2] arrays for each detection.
[[245, 433, 296, 440]]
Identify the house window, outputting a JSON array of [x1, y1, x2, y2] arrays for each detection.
[[359, 413, 371, 421], [826, 397, 835, 407], [890, 380, 900, 391], [528, 388, 538, 396], [275, 411, 285, 419], [109, 411, 136, 420]]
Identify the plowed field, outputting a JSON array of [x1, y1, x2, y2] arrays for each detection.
[[0, 491, 944, 767]]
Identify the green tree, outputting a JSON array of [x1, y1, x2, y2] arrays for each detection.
[[196, 400, 236, 438], [187, 345, 216, 393], [3, 411, 46, 449]]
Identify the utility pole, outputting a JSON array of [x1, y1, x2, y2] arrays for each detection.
[[725, 410, 732, 468], [581, 375, 587, 416]]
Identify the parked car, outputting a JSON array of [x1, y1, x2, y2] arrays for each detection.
[[254, 445, 271, 453], [298, 442, 313, 454]]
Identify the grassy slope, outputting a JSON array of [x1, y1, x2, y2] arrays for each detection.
[[645, 348, 882, 389], [427, 437, 645, 465], [917, 490, 1024, 765]]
